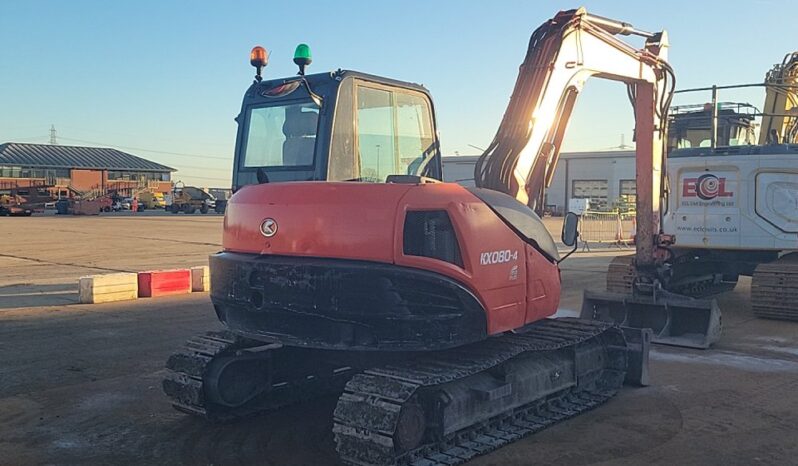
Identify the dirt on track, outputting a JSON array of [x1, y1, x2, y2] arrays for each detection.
[[1, 215, 797, 465]]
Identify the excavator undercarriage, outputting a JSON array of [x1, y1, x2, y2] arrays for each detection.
[[164, 320, 650, 465], [752, 253, 798, 321], [163, 332, 355, 422]]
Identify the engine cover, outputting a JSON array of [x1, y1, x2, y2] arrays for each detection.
[[216, 181, 561, 346]]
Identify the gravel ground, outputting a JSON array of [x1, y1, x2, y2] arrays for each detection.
[[0, 214, 796, 465]]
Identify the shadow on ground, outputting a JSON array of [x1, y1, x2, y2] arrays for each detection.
[[0, 283, 78, 309]]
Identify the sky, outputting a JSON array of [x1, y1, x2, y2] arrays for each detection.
[[1, 0, 795, 187]]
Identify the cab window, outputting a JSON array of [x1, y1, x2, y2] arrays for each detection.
[[329, 80, 439, 181], [357, 87, 396, 182], [243, 101, 319, 168], [396, 92, 435, 176]]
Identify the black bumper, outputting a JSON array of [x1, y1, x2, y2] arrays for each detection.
[[210, 252, 487, 351]]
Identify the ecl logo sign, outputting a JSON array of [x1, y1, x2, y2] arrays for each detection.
[[682, 174, 734, 200]]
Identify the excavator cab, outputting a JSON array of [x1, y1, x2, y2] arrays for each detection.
[[232, 51, 442, 190]]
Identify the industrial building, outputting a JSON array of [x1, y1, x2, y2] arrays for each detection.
[[442, 150, 635, 214], [0, 142, 174, 197]]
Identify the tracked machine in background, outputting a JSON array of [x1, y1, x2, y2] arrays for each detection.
[[163, 9, 674, 465], [599, 51, 798, 333], [168, 181, 216, 214], [750, 52, 798, 321]]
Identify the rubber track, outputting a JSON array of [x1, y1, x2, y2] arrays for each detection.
[[606, 255, 637, 294], [333, 318, 625, 466], [752, 253, 798, 321], [163, 331, 252, 421], [162, 331, 351, 422]]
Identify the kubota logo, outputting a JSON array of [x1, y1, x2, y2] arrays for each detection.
[[682, 174, 733, 200], [260, 218, 278, 237]]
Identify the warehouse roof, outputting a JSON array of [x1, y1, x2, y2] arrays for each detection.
[[0, 142, 175, 172]]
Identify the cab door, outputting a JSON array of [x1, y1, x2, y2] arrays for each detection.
[[328, 78, 441, 182]]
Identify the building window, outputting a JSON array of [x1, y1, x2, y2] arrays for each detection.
[[619, 179, 636, 202], [4, 167, 48, 178], [0, 166, 19, 177], [617, 179, 637, 212], [619, 179, 636, 196], [572, 180, 608, 210]]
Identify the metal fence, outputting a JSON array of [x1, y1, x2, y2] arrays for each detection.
[[578, 211, 636, 251]]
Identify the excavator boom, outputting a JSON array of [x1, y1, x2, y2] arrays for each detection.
[[472, 8, 720, 348], [474, 7, 672, 268], [759, 52, 798, 144]]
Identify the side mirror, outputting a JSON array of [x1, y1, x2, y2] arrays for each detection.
[[561, 212, 579, 247], [557, 212, 580, 264]]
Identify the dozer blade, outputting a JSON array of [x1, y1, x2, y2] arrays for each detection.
[[580, 290, 721, 349]]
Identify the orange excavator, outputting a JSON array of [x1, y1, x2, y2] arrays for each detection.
[[164, 8, 681, 465]]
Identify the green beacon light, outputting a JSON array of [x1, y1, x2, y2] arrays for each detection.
[[293, 43, 312, 75]]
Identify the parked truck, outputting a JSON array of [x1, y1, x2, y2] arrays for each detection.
[[168, 182, 216, 214]]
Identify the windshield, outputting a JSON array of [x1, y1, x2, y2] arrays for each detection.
[[243, 101, 319, 168]]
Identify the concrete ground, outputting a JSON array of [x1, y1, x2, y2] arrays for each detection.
[[0, 214, 796, 465]]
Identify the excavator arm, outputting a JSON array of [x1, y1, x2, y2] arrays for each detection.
[[475, 9, 722, 349], [759, 52, 798, 144], [474, 7, 675, 268]]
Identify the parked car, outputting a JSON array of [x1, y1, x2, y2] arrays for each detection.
[[0, 204, 33, 216]]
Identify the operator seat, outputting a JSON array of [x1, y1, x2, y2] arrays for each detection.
[[282, 109, 317, 166]]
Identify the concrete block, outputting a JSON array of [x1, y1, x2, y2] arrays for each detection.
[[79, 273, 139, 304], [191, 266, 210, 292], [138, 269, 191, 298]]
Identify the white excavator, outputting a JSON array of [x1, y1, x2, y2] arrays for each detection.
[[589, 52, 798, 347]]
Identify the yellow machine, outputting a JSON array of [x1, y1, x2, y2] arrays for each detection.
[[759, 52, 798, 144], [137, 191, 165, 210]]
